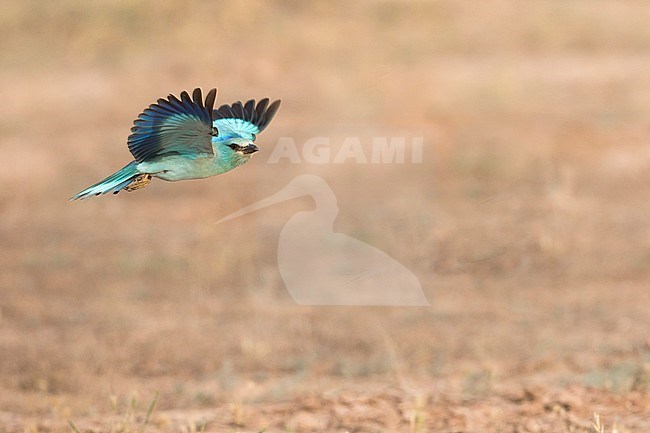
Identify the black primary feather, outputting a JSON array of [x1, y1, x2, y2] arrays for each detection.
[[213, 98, 281, 133], [127, 88, 218, 162]]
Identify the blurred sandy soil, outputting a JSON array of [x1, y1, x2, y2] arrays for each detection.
[[1, 1, 650, 431]]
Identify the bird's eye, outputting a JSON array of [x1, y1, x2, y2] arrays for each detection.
[[228, 144, 239, 150]]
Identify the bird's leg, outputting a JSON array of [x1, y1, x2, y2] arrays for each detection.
[[125, 174, 152, 192]]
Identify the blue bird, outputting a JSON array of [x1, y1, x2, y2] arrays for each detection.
[[71, 88, 280, 200]]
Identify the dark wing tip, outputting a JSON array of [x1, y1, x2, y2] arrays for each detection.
[[257, 99, 281, 132], [232, 101, 245, 119], [192, 88, 204, 109], [204, 88, 217, 114], [162, 88, 217, 120], [212, 97, 281, 132]]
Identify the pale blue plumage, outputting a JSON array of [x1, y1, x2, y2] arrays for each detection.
[[213, 118, 258, 141], [71, 88, 280, 200]]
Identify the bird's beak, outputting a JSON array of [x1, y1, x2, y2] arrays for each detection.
[[242, 144, 259, 154]]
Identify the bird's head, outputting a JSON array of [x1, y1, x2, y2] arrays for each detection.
[[211, 97, 280, 170], [214, 136, 259, 170]]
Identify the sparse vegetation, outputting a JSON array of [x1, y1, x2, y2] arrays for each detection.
[[68, 393, 158, 433]]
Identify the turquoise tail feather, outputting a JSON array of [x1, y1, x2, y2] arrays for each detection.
[[71, 161, 140, 200]]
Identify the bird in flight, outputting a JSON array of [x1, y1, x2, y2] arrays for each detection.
[[71, 88, 280, 200]]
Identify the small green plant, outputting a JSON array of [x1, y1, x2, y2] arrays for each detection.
[[140, 391, 159, 433], [67, 392, 159, 433], [68, 420, 82, 433]]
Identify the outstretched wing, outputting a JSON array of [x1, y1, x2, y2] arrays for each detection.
[[212, 98, 281, 140], [127, 88, 217, 162]]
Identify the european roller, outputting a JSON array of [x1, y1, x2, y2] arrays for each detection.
[[71, 88, 280, 200]]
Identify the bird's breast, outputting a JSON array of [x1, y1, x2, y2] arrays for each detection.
[[138, 155, 227, 181]]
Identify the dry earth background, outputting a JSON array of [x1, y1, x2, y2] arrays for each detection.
[[2, 1, 650, 432]]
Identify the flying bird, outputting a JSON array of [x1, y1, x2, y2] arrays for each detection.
[[71, 88, 280, 200]]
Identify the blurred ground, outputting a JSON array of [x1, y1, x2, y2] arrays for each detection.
[[1, 1, 650, 432]]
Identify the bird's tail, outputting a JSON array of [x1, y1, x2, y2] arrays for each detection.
[[70, 161, 140, 200]]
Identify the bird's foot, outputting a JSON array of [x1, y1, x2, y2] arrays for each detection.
[[125, 174, 152, 192]]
